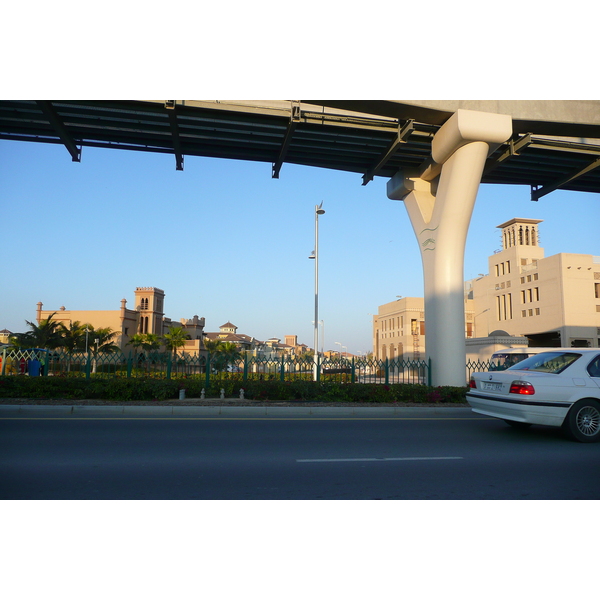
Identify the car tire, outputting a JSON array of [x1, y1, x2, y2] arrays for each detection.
[[563, 399, 600, 443], [503, 420, 532, 429]]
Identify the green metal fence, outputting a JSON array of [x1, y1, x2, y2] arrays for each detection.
[[1, 349, 434, 385]]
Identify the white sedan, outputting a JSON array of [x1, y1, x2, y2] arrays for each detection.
[[467, 349, 600, 442]]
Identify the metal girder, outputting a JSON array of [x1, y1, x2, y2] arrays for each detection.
[[362, 120, 414, 185], [165, 101, 184, 171], [482, 133, 532, 178], [531, 155, 600, 201], [1, 101, 598, 196], [272, 102, 301, 179], [36, 101, 81, 162]]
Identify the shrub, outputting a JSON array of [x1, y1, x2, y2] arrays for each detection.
[[0, 376, 468, 404]]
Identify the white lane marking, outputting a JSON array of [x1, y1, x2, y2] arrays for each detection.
[[296, 456, 463, 463]]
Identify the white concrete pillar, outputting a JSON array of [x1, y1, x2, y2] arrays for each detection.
[[388, 110, 512, 386]]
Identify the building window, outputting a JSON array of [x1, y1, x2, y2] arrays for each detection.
[[520, 276, 525, 284], [535, 308, 540, 315], [534, 273, 539, 281], [595, 283, 600, 299], [535, 288, 540, 301], [522, 310, 527, 317]]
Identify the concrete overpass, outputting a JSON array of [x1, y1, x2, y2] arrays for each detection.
[[1, 100, 599, 385]]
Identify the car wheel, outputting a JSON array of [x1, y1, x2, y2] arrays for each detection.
[[563, 399, 600, 443], [503, 420, 532, 429]]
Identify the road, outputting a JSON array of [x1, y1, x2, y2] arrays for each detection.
[[2, 406, 599, 499]]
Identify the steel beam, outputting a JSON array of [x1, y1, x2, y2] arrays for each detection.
[[362, 120, 414, 185], [531, 156, 600, 200], [36, 101, 81, 162], [165, 102, 184, 171], [272, 102, 300, 178]]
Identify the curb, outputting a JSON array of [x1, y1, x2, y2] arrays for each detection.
[[0, 404, 475, 418]]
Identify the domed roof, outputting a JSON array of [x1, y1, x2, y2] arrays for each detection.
[[489, 329, 510, 337]]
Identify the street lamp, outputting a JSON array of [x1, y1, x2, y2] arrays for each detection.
[[309, 202, 325, 381], [335, 341, 342, 359]]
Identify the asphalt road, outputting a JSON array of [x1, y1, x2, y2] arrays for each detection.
[[2, 406, 599, 499]]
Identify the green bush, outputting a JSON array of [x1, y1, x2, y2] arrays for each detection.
[[0, 375, 468, 404]]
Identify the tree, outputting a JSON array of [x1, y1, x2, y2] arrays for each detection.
[[59, 321, 87, 353], [140, 333, 161, 353], [204, 339, 224, 353], [162, 327, 190, 357], [86, 326, 120, 354], [128, 333, 146, 358], [220, 341, 241, 359], [18, 312, 63, 349]]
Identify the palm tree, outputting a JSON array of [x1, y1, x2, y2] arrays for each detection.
[[220, 341, 241, 358], [85, 326, 119, 374], [59, 321, 87, 354], [140, 333, 161, 354], [19, 312, 63, 349], [162, 327, 190, 357], [128, 333, 146, 358], [204, 339, 224, 353], [218, 341, 242, 372]]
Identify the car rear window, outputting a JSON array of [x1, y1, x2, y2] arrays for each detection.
[[507, 352, 581, 374]]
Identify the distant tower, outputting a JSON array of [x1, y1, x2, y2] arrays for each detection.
[[498, 218, 542, 250], [134, 287, 165, 335]]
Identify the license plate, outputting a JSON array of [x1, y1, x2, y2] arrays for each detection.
[[483, 382, 502, 392]]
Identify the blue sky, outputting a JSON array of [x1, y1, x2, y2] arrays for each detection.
[[1, 137, 598, 354]]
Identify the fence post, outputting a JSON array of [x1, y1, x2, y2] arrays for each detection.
[[316, 353, 321, 382], [127, 352, 133, 378], [42, 350, 49, 376], [243, 353, 248, 381], [166, 353, 172, 380], [351, 356, 356, 383], [280, 355, 285, 382], [1, 348, 6, 376], [385, 358, 389, 386], [205, 353, 211, 389], [85, 351, 92, 380], [427, 357, 432, 387]]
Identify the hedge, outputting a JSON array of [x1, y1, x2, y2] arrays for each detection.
[[0, 375, 468, 403]]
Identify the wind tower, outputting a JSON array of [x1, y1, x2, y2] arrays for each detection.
[[134, 287, 165, 335]]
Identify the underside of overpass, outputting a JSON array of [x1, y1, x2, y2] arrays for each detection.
[[1, 100, 599, 199], [1, 100, 598, 385]]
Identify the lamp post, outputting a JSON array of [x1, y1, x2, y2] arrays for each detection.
[[309, 202, 325, 381], [335, 341, 342, 360]]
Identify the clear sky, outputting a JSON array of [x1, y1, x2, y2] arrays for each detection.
[[1, 136, 598, 354]]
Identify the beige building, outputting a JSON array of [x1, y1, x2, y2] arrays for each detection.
[[36, 287, 206, 355], [374, 217, 600, 361], [471, 218, 600, 348], [374, 296, 482, 361]]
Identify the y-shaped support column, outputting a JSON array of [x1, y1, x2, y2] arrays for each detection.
[[388, 110, 512, 386]]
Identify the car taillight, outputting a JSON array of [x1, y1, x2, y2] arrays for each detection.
[[509, 380, 535, 395], [469, 378, 477, 388]]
